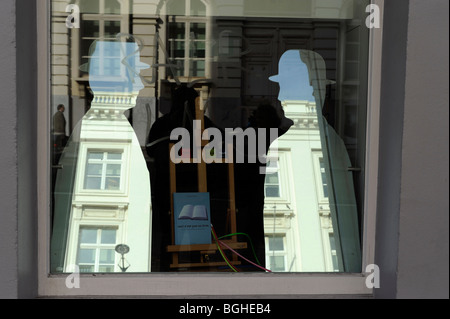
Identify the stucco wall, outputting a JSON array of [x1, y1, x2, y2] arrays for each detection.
[[0, 0, 19, 299], [396, 0, 449, 299], [375, 0, 449, 299]]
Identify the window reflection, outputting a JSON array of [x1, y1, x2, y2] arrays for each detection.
[[50, 0, 369, 274]]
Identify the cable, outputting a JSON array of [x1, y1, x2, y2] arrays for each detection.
[[211, 226, 239, 272], [218, 240, 272, 273], [218, 232, 262, 266]]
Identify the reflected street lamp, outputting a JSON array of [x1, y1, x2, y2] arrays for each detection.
[[115, 244, 130, 272]]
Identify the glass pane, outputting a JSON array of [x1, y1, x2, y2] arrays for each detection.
[[190, 0, 206, 16], [268, 236, 284, 251], [190, 44, 205, 58], [50, 0, 370, 274], [80, 0, 100, 14], [265, 186, 280, 198], [104, 21, 121, 38], [81, 20, 100, 39], [104, 0, 121, 15], [98, 265, 115, 272], [168, 59, 185, 77], [106, 164, 121, 176], [86, 163, 102, 175], [167, 0, 186, 16], [191, 23, 206, 40], [79, 228, 97, 244], [99, 249, 115, 263], [103, 58, 122, 76], [101, 229, 117, 244], [269, 256, 285, 272], [170, 40, 186, 58], [189, 60, 205, 77], [168, 23, 185, 40], [79, 265, 95, 273], [78, 249, 96, 263], [107, 153, 122, 160], [265, 174, 279, 184], [88, 152, 103, 160], [85, 177, 101, 189], [105, 177, 120, 190]]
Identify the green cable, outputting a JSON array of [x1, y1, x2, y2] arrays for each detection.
[[218, 232, 262, 266], [211, 228, 238, 272]]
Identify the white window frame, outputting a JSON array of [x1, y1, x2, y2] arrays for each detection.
[[37, 0, 384, 297], [83, 151, 122, 191], [164, 0, 210, 81], [74, 143, 129, 196], [75, 226, 119, 273], [73, 0, 130, 81], [63, 202, 128, 273], [75, 142, 130, 197], [264, 150, 293, 204], [265, 234, 288, 273], [311, 151, 330, 205]]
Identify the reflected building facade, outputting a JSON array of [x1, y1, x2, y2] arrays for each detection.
[[51, 0, 369, 273]]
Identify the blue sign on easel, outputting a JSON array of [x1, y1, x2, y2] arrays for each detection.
[[174, 193, 212, 245]]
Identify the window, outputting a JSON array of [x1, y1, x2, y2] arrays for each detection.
[[264, 158, 281, 198], [84, 151, 123, 191], [166, 0, 207, 78], [79, 0, 128, 76], [328, 233, 340, 272], [265, 235, 287, 272], [319, 158, 329, 199], [312, 152, 331, 204], [40, 0, 384, 296], [77, 227, 118, 273]]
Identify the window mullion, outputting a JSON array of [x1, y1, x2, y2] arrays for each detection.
[[185, 22, 190, 77], [101, 153, 107, 190]]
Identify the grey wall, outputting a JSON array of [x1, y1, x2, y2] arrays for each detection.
[[374, 0, 410, 299], [396, 0, 449, 299], [0, 0, 38, 299], [0, 0, 20, 299], [16, 0, 38, 299], [375, 0, 449, 299]]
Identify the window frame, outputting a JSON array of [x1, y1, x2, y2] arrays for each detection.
[[265, 234, 288, 272], [264, 150, 294, 204], [165, 0, 210, 81], [37, 0, 384, 297], [76, 227, 119, 273], [73, 0, 130, 81], [75, 144, 129, 195]]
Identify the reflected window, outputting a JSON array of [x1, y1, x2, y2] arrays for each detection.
[[77, 227, 117, 273], [264, 159, 281, 198], [167, 0, 207, 78], [266, 235, 287, 272], [79, 0, 126, 76], [84, 151, 123, 191], [329, 233, 339, 272], [319, 158, 329, 199]]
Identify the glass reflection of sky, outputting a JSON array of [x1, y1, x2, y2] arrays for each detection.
[[270, 50, 315, 102], [88, 41, 149, 94]]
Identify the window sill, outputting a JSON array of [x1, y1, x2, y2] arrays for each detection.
[[39, 272, 373, 297]]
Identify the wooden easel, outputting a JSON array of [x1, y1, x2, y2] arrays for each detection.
[[166, 96, 247, 270]]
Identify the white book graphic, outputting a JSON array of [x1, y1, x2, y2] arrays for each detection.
[[178, 204, 208, 220]]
